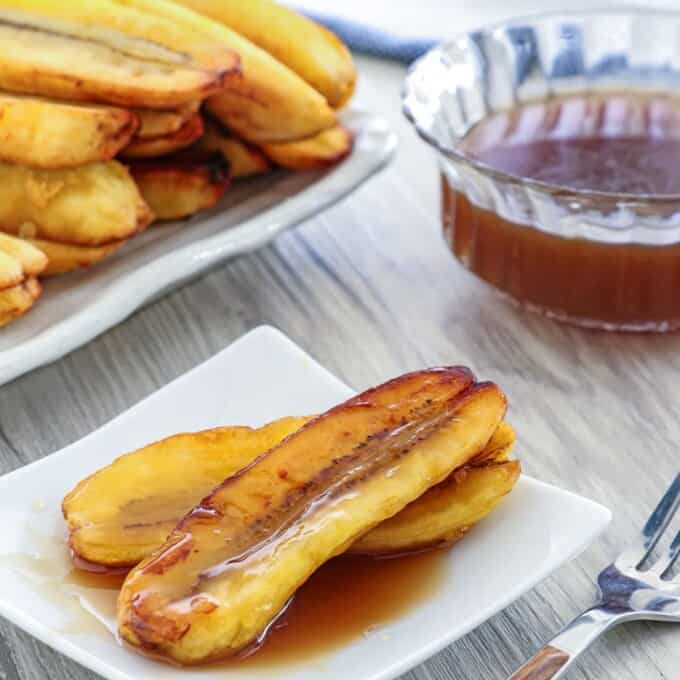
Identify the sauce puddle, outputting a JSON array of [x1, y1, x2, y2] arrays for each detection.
[[219, 550, 447, 667], [3, 539, 447, 667]]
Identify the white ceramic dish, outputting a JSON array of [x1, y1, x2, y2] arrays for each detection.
[[0, 326, 611, 680], [0, 108, 396, 387]]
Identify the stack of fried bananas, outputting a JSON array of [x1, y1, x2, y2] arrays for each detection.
[[0, 0, 356, 325], [62, 367, 520, 665]]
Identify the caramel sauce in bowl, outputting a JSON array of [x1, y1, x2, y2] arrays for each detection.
[[403, 10, 680, 331]]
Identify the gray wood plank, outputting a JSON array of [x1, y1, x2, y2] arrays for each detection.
[[0, 56, 679, 679]]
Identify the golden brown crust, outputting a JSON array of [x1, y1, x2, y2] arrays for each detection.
[[134, 101, 201, 140], [0, 277, 42, 327], [0, 251, 23, 290], [197, 117, 272, 178], [349, 460, 521, 555], [0, 233, 48, 286], [0, 11, 228, 108], [467, 421, 516, 465], [130, 152, 230, 220], [29, 238, 125, 276], [122, 114, 205, 159], [0, 161, 153, 246], [0, 94, 138, 168], [260, 125, 353, 171]]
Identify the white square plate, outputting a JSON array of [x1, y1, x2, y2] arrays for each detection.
[[0, 108, 396, 387], [0, 326, 611, 680]]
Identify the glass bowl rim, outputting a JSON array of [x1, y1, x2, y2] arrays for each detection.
[[402, 7, 680, 205]]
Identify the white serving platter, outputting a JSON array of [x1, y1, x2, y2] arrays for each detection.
[[0, 108, 396, 387], [0, 326, 611, 680]]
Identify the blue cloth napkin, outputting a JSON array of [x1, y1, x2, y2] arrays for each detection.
[[301, 10, 438, 64]]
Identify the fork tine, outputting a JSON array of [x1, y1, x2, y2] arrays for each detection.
[[616, 472, 680, 570], [649, 526, 680, 578]]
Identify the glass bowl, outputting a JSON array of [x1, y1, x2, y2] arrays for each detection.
[[403, 9, 680, 332]]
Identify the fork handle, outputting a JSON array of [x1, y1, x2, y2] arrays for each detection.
[[508, 606, 626, 679]]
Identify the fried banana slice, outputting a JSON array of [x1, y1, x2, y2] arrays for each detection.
[[0, 277, 41, 327], [4, 0, 336, 143], [64, 417, 310, 569], [29, 239, 125, 277], [122, 113, 204, 159], [134, 101, 200, 139], [0, 234, 47, 325], [130, 153, 230, 220], [197, 118, 271, 178], [118, 368, 506, 663], [0, 9, 227, 108], [0, 161, 153, 246], [177, 0, 356, 107], [350, 460, 520, 555], [469, 421, 515, 464], [0, 233, 48, 288], [0, 93, 138, 168], [349, 423, 519, 554], [63, 418, 516, 570], [261, 126, 353, 171], [0, 0, 240, 74], [0, 250, 23, 290]]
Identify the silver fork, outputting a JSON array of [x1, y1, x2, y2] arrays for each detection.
[[508, 473, 680, 680]]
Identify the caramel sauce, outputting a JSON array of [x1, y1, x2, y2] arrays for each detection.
[[70, 552, 130, 575], [469, 135, 680, 195], [0, 536, 120, 638], [3, 537, 446, 667], [4, 506, 446, 667], [88, 550, 446, 668], [443, 184, 680, 327], [461, 93, 680, 195], [219, 550, 447, 667], [64, 568, 127, 591], [446, 94, 680, 328]]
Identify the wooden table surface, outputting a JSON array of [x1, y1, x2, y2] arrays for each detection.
[[1, 56, 680, 680]]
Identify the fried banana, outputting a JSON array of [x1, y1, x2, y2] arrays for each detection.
[[64, 417, 310, 568], [0, 0, 241, 73], [0, 93, 138, 168], [351, 460, 520, 555], [0, 233, 48, 288], [469, 421, 515, 464], [176, 0, 356, 108], [0, 9, 227, 108], [0, 277, 41, 327], [118, 368, 506, 663], [29, 239, 125, 276], [261, 125, 353, 171], [0, 236, 45, 325], [0, 161, 153, 247], [122, 113, 204, 159], [130, 152, 230, 220], [63, 417, 516, 570], [197, 118, 271, 178], [134, 101, 200, 139], [3, 0, 336, 142]]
